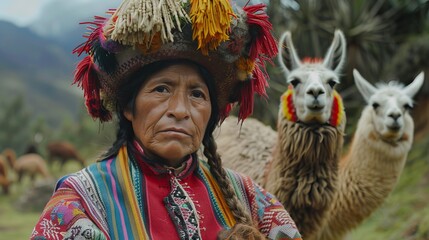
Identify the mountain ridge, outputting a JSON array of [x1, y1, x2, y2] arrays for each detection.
[[0, 20, 82, 127]]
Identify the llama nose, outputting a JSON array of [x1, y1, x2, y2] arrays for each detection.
[[388, 112, 401, 121], [307, 88, 325, 98]]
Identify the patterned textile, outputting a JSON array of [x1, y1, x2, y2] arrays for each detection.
[[32, 144, 302, 240], [164, 177, 201, 240]]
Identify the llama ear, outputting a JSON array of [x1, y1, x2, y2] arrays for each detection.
[[353, 69, 377, 102], [277, 31, 302, 77], [323, 30, 347, 74], [403, 72, 424, 98]]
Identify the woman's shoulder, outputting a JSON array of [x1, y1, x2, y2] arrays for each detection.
[[55, 156, 117, 190]]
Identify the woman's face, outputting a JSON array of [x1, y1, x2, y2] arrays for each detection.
[[124, 63, 212, 167]]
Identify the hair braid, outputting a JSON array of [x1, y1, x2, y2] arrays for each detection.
[[203, 134, 252, 225], [100, 113, 133, 160]]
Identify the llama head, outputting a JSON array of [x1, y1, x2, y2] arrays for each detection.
[[278, 30, 347, 124], [353, 69, 424, 141]]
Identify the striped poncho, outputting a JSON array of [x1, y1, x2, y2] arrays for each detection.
[[31, 144, 302, 240]]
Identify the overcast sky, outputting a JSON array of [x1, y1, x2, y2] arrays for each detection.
[[0, 0, 117, 27], [0, 0, 120, 39], [0, 0, 52, 26]]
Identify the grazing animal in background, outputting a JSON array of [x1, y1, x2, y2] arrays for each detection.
[[0, 154, 11, 194], [47, 141, 86, 170], [2, 148, 51, 184], [24, 144, 39, 154], [317, 70, 424, 240], [216, 30, 347, 240]]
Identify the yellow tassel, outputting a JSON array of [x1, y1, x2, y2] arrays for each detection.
[[105, 0, 190, 47], [235, 57, 255, 81], [190, 0, 235, 55]]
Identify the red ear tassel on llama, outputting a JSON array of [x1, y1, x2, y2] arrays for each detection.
[[73, 56, 112, 122], [236, 3, 277, 121]]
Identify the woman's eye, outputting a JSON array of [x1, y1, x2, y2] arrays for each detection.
[[154, 86, 168, 93], [191, 90, 205, 99]]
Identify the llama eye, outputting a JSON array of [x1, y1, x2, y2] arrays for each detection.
[[327, 78, 337, 88], [290, 78, 301, 88], [372, 102, 380, 109], [404, 103, 413, 110]]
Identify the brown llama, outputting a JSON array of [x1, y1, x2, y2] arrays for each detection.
[[317, 70, 424, 240], [47, 141, 86, 170], [3, 148, 51, 183], [216, 30, 347, 239], [0, 154, 11, 194]]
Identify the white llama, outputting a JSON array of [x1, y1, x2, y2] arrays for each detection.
[[216, 30, 347, 239], [317, 69, 424, 240]]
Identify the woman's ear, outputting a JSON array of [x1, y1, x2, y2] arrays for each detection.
[[123, 107, 133, 121]]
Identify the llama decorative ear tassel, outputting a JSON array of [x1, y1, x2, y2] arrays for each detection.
[[190, 0, 234, 55], [281, 86, 298, 122], [107, 0, 190, 46], [328, 90, 344, 127]]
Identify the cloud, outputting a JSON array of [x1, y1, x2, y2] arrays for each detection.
[[0, 0, 51, 26]]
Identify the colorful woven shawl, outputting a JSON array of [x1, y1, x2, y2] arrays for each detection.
[[31, 144, 302, 240]]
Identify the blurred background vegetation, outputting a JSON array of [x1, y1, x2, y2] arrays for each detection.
[[0, 0, 428, 239]]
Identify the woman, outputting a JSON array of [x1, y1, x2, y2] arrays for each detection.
[[31, 0, 302, 239]]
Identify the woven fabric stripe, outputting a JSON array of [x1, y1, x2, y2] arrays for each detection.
[[197, 162, 236, 228]]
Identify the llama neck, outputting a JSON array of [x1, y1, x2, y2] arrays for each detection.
[[265, 114, 345, 239], [323, 107, 413, 240], [342, 107, 413, 182]]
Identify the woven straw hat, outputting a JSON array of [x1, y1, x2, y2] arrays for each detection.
[[73, 0, 277, 122]]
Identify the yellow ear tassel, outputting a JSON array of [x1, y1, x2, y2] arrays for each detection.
[[190, 0, 234, 55], [107, 0, 190, 47]]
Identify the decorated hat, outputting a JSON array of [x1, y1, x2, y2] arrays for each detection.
[[73, 0, 277, 122]]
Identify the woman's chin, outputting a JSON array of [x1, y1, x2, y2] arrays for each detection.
[[153, 145, 194, 166]]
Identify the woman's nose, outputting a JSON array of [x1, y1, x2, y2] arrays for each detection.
[[167, 92, 190, 120]]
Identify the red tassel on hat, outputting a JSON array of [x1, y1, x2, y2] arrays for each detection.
[[236, 63, 269, 121], [251, 64, 268, 97], [73, 16, 109, 56], [73, 56, 112, 122], [220, 103, 233, 122], [238, 81, 254, 121], [243, 4, 278, 61]]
